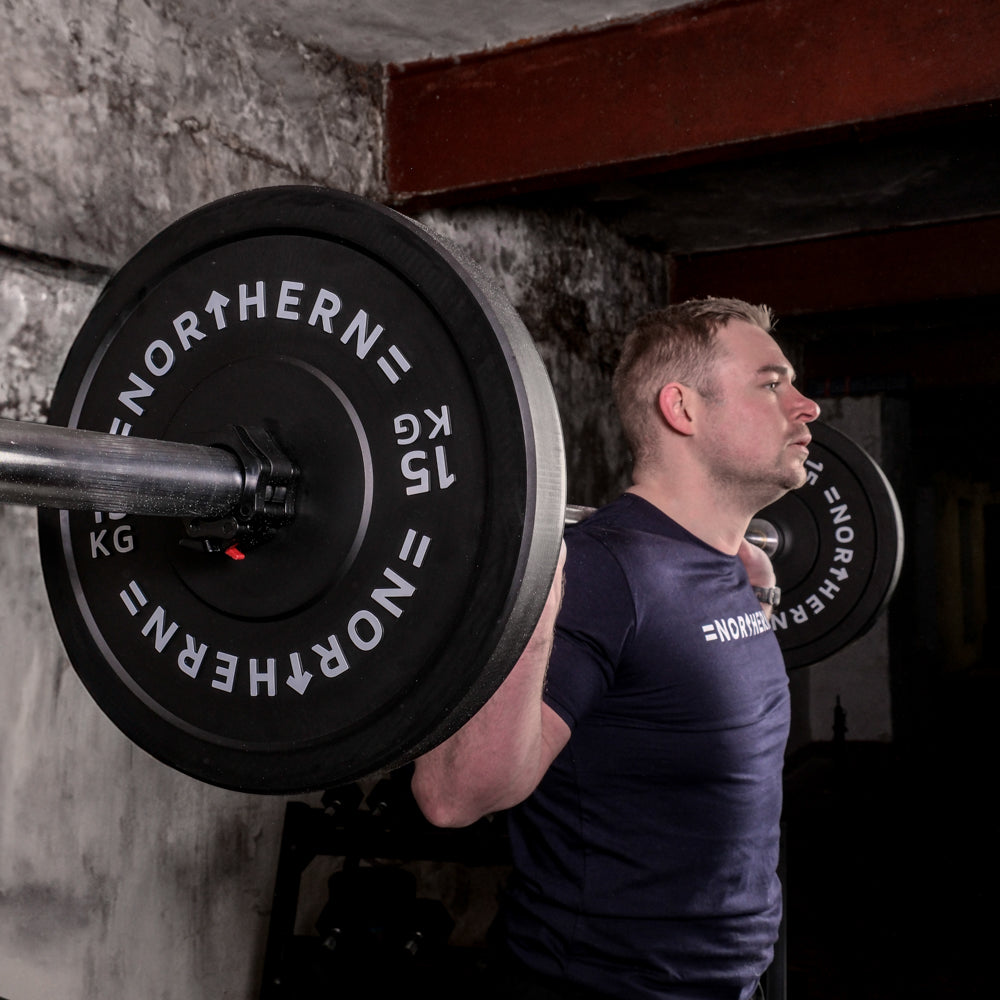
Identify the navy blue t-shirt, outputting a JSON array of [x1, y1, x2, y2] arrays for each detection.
[[503, 494, 790, 1000]]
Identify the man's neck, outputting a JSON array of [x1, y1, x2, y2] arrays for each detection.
[[626, 475, 751, 556]]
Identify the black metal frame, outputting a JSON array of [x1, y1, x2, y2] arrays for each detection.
[[258, 776, 510, 999]]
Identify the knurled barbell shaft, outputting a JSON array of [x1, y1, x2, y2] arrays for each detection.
[[0, 417, 244, 517]]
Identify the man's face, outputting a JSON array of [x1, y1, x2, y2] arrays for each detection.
[[694, 319, 821, 508]]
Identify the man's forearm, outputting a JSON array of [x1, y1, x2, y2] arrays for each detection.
[[411, 545, 566, 827]]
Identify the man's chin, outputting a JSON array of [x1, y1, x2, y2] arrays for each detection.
[[789, 466, 810, 491], [754, 467, 809, 510]]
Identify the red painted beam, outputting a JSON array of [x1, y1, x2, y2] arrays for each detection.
[[670, 216, 1000, 315], [386, 0, 1000, 204]]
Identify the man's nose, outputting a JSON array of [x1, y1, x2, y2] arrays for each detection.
[[791, 389, 821, 422]]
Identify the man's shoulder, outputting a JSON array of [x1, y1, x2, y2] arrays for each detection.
[[569, 493, 685, 549]]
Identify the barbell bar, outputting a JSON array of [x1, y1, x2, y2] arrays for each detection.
[[0, 418, 868, 571], [0, 421, 593, 531], [0, 420, 786, 545], [0, 418, 246, 517], [0, 186, 904, 793]]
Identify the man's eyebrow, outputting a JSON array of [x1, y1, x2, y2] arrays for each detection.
[[756, 363, 796, 380]]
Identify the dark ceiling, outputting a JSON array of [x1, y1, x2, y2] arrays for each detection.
[[571, 114, 1000, 255]]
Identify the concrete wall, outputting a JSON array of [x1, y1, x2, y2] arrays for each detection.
[[0, 4, 667, 998], [0, 3, 382, 997], [421, 204, 666, 506], [1, 0, 384, 270]]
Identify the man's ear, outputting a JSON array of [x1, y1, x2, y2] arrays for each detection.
[[657, 383, 696, 436]]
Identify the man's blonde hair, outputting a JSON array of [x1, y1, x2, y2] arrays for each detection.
[[612, 297, 774, 467]]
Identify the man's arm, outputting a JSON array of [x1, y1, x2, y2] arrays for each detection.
[[411, 543, 570, 828]]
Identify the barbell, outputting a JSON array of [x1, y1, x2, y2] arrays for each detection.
[[0, 186, 903, 793]]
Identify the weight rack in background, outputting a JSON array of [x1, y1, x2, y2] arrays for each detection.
[[258, 767, 512, 1000]]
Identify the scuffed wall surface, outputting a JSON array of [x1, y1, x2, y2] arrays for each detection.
[[0, 252, 348, 998], [1, 0, 383, 269], [0, 256, 104, 421], [1, 5, 669, 997], [420, 203, 667, 505], [0, 2, 383, 997], [0, 254, 296, 1000]]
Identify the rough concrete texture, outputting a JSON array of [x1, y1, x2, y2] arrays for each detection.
[[420, 203, 668, 505], [1, 0, 383, 269], [178, 0, 692, 64], [0, 254, 103, 421], [0, 255, 299, 1000]]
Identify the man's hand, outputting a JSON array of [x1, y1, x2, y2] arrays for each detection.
[[737, 537, 776, 588], [737, 537, 778, 614]]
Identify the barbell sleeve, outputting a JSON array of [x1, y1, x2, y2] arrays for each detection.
[[564, 503, 595, 524], [0, 417, 245, 517]]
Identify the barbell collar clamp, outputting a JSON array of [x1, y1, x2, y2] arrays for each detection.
[[183, 424, 297, 552]]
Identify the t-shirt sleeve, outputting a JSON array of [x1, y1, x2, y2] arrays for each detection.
[[543, 527, 635, 730]]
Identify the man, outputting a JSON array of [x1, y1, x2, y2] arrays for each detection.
[[412, 298, 821, 999]]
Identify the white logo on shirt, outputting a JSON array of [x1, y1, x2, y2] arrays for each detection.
[[702, 610, 772, 643]]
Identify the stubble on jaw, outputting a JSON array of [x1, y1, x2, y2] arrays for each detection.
[[703, 437, 810, 515]]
